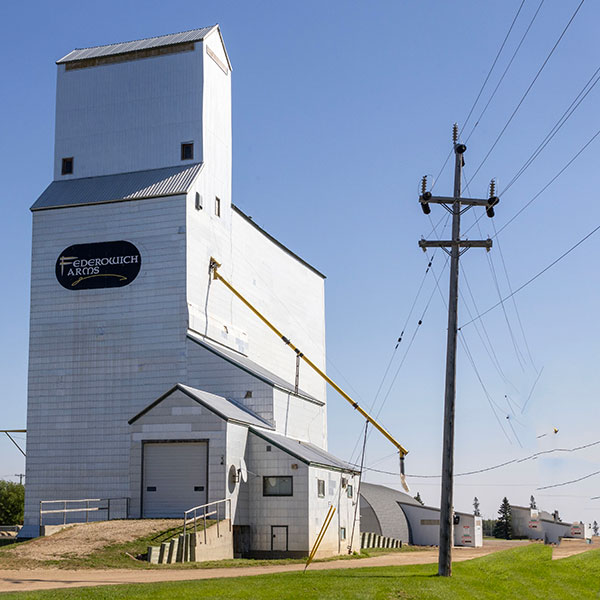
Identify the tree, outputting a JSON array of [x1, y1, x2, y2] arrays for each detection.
[[493, 497, 513, 540], [529, 495, 537, 509], [414, 492, 424, 506], [482, 519, 496, 537], [0, 480, 25, 525], [473, 496, 481, 517], [593, 521, 598, 536]]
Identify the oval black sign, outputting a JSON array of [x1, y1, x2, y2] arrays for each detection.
[[56, 241, 141, 290]]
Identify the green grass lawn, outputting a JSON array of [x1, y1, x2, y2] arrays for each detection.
[[0, 525, 422, 571], [2, 544, 599, 599]]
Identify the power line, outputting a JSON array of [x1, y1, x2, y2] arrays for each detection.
[[493, 126, 600, 238], [537, 469, 600, 491], [491, 219, 537, 370], [467, 0, 586, 185], [432, 1, 528, 191], [358, 438, 600, 479], [502, 63, 600, 195], [464, 0, 546, 144], [461, 0, 527, 136], [459, 222, 600, 329]]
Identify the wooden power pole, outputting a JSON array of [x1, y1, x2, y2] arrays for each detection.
[[418, 124, 498, 577]]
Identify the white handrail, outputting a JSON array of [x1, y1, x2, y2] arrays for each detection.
[[182, 498, 231, 561], [39, 497, 130, 526]]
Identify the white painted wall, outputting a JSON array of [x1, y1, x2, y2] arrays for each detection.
[[308, 467, 359, 556], [272, 389, 326, 447], [25, 196, 188, 529], [226, 422, 249, 525], [129, 389, 228, 518], [246, 431, 309, 553], [54, 46, 204, 180], [398, 503, 443, 547]]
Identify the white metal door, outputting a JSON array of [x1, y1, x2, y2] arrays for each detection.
[[271, 526, 288, 552], [143, 442, 208, 518]]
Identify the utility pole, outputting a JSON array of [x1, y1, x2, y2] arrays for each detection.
[[418, 124, 498, 577], [14, 473, 25, 485]]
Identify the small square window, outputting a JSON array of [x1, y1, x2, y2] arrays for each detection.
[[61, 157, 73, 175], [266, 445, 272, 452], [317, 479, 325, 498], [347, 484, 353, 499], [263, 476, 293, 496], [215, 196, 221, 217], [181, 142, 194, 160], [340, 527, 346, 540]]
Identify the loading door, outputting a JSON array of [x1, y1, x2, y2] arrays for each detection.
[[142, 441, 208, 518]]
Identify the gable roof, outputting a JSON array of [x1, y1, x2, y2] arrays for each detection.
[[31, 163, 202, 211], [128, 383, 274, 429], [57, 26, 218, 64], [187, 331, 323, 405], [250, 428, 359, 473]]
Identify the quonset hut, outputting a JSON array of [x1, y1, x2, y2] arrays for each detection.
[[23, 26, 360, 556]]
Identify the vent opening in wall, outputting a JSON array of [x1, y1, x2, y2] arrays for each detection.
[[195, 192, 203, 210], [61, 157, 73, 175], [181, 142, 194, 160], [215, 196, 221, 217]]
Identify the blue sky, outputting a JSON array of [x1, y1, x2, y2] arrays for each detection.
[[1, 1, 599, 522]]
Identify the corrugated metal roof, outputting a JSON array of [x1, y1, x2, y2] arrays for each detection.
[[129, 383, 274, 430], [250, 428, 359, 473], [187, 331, 323, 405], [31, 164, 203, 211], [57, 26, 217, 63], [359, 482, 415, 540]]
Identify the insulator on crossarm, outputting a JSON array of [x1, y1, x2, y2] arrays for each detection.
[[420, 176, 431, 214], [487, 180, 499, 218], [452, 123, 458, 144]]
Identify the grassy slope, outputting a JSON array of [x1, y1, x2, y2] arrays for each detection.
[[2, 545, 600, 599]]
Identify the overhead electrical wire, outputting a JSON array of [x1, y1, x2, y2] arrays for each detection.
[[491, 219, 537, 370], [461, 266, 518, 390], [502, 63, 600, 196], [461, 0, 527, 137], [459, 221, 600, 329], [426, 252, 514, 444], [493, 126, 600, 238], [432, 0, 528, 191], [537, 469, 600, 491], [467, 0, 586, 185], [349, 214, 452, 463], [357, 439, 600, 479], [464, 0, 546, 144], [463, 174, 532, 375]]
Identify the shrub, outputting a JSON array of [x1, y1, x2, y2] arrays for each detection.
[[0, 480, 25, 525]]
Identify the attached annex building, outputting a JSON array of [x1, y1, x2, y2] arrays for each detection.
[[23, 26, 360, 556]]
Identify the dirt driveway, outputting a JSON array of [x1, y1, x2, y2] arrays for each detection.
[[0, 540, 530, 594]]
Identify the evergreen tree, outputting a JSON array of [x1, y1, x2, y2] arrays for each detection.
[[529, 495, 537, 509], [473, 496, 481, 516], [414, 492, 424, 506], [493, 497, 513, 539], [593, 521, 598, 536]]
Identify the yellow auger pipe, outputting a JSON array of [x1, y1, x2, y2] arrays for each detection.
[[209, 259, 408, 458], [305, 505, 336, 571]]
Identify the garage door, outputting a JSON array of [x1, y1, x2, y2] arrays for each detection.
[[143, 441, 208, 518]]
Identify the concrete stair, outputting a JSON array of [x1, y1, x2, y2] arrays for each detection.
[[148, 519, 233, 564]]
